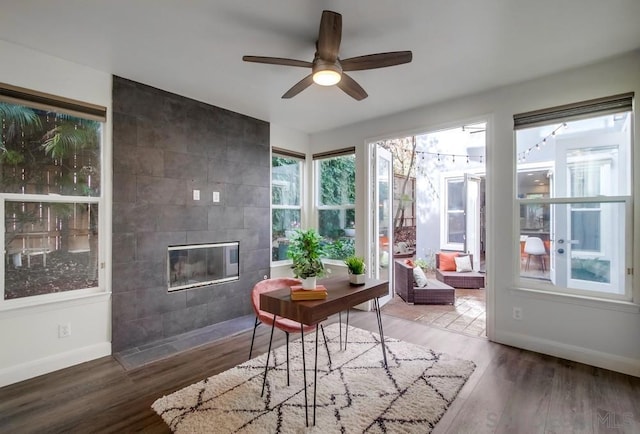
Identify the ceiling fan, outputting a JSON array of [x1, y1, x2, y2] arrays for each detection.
[[243, 10, 412, 101]]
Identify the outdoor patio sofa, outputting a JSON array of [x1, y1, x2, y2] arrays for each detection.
[[394, 259, 455, 305], [435, 253, 485, 289]]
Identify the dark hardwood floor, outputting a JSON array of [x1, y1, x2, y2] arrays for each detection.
[[1, 311, 638, 433]]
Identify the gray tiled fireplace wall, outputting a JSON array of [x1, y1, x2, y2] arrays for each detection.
[[111, 76, 270, 352]]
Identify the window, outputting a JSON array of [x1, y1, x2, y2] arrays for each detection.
[[442, 177, 464, 249], [315, 149, 356, 260], [0, 84, 105, 302], [514, 93, 633, 300], [271, 149, 303, 262]]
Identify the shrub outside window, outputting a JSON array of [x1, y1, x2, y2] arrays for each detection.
[[316, 152, 356, 260], [271, 153, 302, 262]]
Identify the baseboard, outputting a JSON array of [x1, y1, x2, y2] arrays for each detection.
[[494, 330, 640, 378], [0, 342, 111, 388]]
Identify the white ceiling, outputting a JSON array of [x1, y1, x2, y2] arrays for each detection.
[[1, 0, 639, 134]]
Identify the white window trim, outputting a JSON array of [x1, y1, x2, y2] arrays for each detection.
[[271, 153, 304, 265], [314, 154, 356, 262], [0, 193, 104, 308], [516, 194, 632, 301], [440, 175, 464, 251]]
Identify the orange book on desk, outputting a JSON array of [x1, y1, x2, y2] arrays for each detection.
[[290, 285, 327, 301]]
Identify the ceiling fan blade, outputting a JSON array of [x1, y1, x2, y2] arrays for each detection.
[[317, 10, 342, 62], [243, 56, 312, 68], [341, 51, 413, 71], [282, 74, 314, 99], [336, 73, 368, 101]]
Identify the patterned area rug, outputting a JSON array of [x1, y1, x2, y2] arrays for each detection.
[[152, 324, 475, 433]]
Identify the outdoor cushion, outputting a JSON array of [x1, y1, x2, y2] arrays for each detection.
[[439, 252, 459, 271], [413, 266, 428, 287], [455, 255, 473, 272]]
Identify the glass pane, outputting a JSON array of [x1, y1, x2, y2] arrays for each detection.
[[447, 180, 464, 210], [318, 209, 355, 260], [5, 201, 99, 299], [271, 208, 301, 261], [271, 156, 301, 206], [447, 212, 464, 243], [520, 201, 625, 296], [271, 208, 301, 241], [318, 154, 355, 206], [571, 209, 600, 251], [571, 258, 610, 284], [0, 102, 102, 196]]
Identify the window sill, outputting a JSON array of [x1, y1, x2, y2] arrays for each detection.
[[508, 286, 640, 313], [0, 289, 110, 317]]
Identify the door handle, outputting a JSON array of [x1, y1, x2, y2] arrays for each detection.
[[557, 239, 580, 245]]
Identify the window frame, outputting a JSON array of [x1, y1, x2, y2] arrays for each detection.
[[313, 149, 356, 262], [440, 175, 465, 251], [0, 88, 106, 308], [513, 94, 634, 303], [271, 149, 304, 265]]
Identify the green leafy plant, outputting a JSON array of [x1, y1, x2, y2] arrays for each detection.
[[287, 228, 327, 279], [344, 255, 366, 275], [324, 237, 355, 260]]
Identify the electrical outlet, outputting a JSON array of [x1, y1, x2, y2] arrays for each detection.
[[193, 189, 200, 201], [213, 191, 220, 202], [58, 323, 71, 338], [513, 307, 523, 321]]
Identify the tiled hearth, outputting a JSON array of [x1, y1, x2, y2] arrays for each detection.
[[114, 315, 255, 370]]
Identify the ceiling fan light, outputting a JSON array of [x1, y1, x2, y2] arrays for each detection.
[[312, 60, 342, 86], [313, 69, 341, 86]]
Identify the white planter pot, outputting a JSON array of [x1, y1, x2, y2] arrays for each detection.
[[301, 276, 317, 290], [349, 274, 366, 285]]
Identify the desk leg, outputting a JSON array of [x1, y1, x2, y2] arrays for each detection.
[[313, 323, 319, 426], [300, 323, 308, 427], [374, 298, 388, 369], [319, 324, 332, 367], [338, 311, 342, 349], [345, 308, 350, 351], [261, 315, 277, 397]]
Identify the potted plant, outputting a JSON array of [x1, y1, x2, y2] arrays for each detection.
[[344, 221, 356, 237], [287, 228, 326, 289], [344, 255, 366, 285]]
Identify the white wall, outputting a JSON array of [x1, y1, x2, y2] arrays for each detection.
[[310, 50, 640, 377], [0, 40, 112, 386]]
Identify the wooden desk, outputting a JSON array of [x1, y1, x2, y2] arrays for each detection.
[[259, 276, 389, 426]]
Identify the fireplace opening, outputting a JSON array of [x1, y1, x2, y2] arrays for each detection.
[[167, 242, 239, 291]]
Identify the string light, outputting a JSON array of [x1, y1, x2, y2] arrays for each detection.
[[517, 122, 567, 162], [417, 150, 485, 163]]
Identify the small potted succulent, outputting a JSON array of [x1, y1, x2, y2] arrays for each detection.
[[287, 228, 326, 289], [344, 255, 366, 285]]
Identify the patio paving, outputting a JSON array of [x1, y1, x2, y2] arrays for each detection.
[[382, 288, 486, 338]]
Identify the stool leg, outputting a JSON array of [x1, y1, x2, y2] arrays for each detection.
[[285, 331, 290, 386], [248, 316, 260, 360], [261, 316, 276, 397]]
